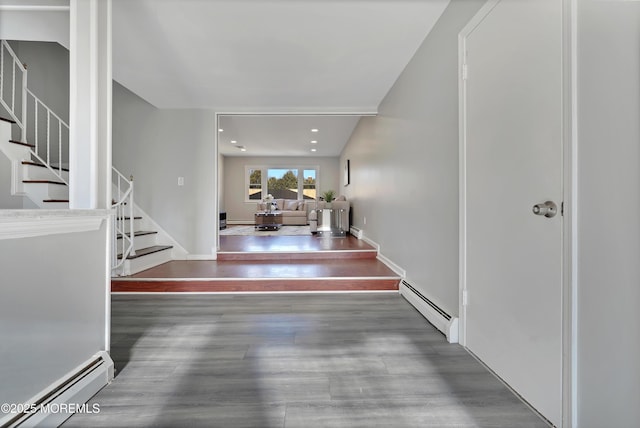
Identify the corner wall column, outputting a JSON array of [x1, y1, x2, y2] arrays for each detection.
[[69, 0, 112, 209]]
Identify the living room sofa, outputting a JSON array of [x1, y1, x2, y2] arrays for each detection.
[[256, 199, 311, 225], [256, 197, 350, 231]]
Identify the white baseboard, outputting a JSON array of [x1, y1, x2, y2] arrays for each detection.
[[186, 253, 217, 260], [0, 351, 114, 428], [362, 235, 380, 252], [227, 220, 253, 225], [349, 226, 363, 239], [362, 235, 406, 278], [361, 233, 457, 343], [377, 252, 406, 278], [132, 204, 188, 259], [400, 281, 459, 344]]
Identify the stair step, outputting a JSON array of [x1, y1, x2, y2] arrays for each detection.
[[22, 161, 70, 172], [111, 278, 401, 293], [217, 250, 377, 261], [43, 199, 69, 203], [116, 230, 158, 239], [9, 139, 35, 148], [0, 117, 16, 124], [23, 180, 67, 186], [118, 245, 172, 260]]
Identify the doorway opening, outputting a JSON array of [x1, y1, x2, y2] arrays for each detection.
[[215, 113, 369, 248]]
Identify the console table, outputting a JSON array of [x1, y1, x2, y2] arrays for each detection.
[[316, 208, 346, 237], [254, 212, 283, 231]]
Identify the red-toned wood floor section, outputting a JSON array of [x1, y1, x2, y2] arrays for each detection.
[[112, 235, 401, 293], [217, 235, 378, 260], [111, 278, 400, 293]]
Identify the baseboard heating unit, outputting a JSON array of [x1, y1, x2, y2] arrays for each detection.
[[400, 280, 459, 343], [1, 351, 114, 428], [349, 226, 363, 239]]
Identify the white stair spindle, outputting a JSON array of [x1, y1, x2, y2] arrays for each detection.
[[21, 67, 27, 143], [47, 110, 50, 165], [129, 175, 135, 257]]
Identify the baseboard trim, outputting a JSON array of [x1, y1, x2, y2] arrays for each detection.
[[186, 254, 217, 260], [130, 202, 189, 259], [362, 235, 380, 252], [377, 252, 406, 278], [399, 281, 459, 344], [227, 220, 254, 225], [0, 351, 114, 428], [362, 235, 407, 278]]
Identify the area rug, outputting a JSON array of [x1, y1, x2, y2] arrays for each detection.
[[220, 225, 312, 236]]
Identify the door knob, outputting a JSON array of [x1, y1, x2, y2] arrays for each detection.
[[532, 201, 557, 218]]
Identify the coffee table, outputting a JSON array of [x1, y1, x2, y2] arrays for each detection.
[[254, 212, 283, 231]]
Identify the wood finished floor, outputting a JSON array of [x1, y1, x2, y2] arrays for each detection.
[[218, 235, 378, 254], [63, 294, 548, 428], [112, 235, 400, 292]]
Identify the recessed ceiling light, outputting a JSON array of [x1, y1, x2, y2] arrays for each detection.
[[218, 128, 223, 132], [231, 140, 237, 144], [310, 140, 318, 144], [311, 148, 317, 152], [311, 128, 319, 133], [240, 148, 247, 152]]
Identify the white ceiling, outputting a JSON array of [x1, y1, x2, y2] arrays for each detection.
[[8, 0, 450, 156], [218, 115, 363, 157], [112, 0, 450, 112]]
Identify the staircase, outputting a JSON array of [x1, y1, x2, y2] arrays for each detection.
[[0, 116, 69, 208], [1, 39, 174, 277], [113, 212, 173, 277]]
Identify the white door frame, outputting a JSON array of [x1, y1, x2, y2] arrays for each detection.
[[213, 111, 376, 253], [457, 0, 577, 426]]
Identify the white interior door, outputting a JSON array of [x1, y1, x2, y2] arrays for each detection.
[[461, 0, 563, 425]]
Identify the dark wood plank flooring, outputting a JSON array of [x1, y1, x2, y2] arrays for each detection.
[[63, 294, 548, 428]]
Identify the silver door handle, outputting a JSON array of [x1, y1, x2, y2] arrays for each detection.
[[532, 201, 557, 218]]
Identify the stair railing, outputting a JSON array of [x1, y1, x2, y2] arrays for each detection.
[[0, 40, 27, 134], [1, 40, 68, 184], [112, 167, 135, 276]]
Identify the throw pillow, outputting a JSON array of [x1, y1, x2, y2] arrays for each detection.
[[286, 200, 298, 210]]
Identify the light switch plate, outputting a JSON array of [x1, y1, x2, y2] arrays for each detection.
[[178, 177, 184, 186]]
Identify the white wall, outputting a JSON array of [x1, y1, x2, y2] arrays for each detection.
[[222, 155, 340, 223], [218, 152, 225, 212], [340, 0, 485, 315], [112, 82, 216, 255], [9, 41, 69, 124], [576, 1, 640, 426], [0, 8, 69, 48], [0, 212, 109, 413]]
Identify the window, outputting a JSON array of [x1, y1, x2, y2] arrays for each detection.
[[248, 168, 262, 200], [246, 166, 319, 202], [267, 168, 298, 199], [303, 169, 316, 200]]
